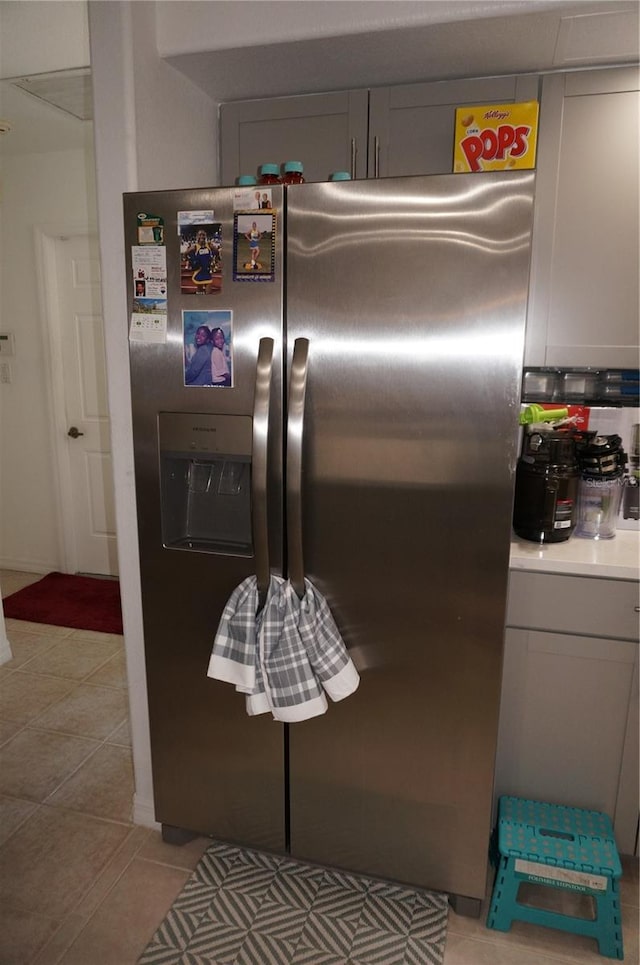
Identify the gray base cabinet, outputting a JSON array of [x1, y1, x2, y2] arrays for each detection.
[[495, 571, 639, 854], [526, 66, 640, 367]]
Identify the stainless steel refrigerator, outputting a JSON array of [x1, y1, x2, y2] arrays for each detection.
[[124, 172, 534, 909]]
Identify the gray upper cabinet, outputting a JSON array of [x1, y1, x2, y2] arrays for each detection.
[[220, 70, 639, 367], [368, 74, 539, 177], [219, 74, 540, 185], [525, 66, 640, 367], [220, 89, 369, 185]]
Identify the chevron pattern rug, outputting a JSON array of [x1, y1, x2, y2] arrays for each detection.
[[138, 840, 448, 965]]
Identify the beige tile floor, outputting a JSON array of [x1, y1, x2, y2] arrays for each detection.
[[1, 569, 638, 965]]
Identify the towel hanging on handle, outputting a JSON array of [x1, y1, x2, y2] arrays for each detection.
[[206, 575, 281, 693], [207, 575, 360, 721]]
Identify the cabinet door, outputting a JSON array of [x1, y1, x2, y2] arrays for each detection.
[[220, 89, 369, 185], [507, 571, 640, 642], [614, 647, 639, 855], [525, 66, 640, 367], [495, 627, 638, 852], [368, 74, 539, 177]]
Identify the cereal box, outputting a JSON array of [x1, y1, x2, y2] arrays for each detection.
[[453, 102, 539, 173]]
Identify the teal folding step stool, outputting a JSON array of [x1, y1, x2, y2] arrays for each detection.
[[487, 796, 624, 960]]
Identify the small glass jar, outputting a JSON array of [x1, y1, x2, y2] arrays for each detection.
[[237, 175, 257, 186], [575, 475, 624, 539], [258, 164, 281, 185], [281, 161, 305, 184], [329, 171, 351, 181]]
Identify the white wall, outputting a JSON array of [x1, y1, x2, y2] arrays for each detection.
[[0, 0, 92, 672], [89, 0, 217, 827], [0, 0, 91, 579], [0, 145, 96, 572], [130, 1, 219, 188]]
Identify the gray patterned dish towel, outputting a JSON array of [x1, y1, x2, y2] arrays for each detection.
[[207, 576, 360, 721]]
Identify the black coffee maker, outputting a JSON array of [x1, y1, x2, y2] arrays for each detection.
[[513, 428, 585, 543]]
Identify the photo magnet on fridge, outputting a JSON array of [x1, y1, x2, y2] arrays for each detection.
[[182, 310, 233, 387], [178, 211, 223, 296], [136, 212, 165, 245], [233, 187, 274, 211], [233, 213, 275, 282]]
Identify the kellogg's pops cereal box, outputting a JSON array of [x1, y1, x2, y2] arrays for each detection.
[[453, 102, 539, 173]]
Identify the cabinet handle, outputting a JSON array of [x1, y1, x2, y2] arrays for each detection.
[[634, 606, 640, 613], [350, 138, 356, 179], [374, 136, 380, 178]]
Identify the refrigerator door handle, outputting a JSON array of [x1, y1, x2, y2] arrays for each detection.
[[287, 337, 310, 598], [252, 337, 275, 599]]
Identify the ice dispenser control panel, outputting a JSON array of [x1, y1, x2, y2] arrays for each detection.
[[158, 412, 253, 556]]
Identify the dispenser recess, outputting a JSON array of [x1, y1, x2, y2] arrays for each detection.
[[158, 412, 253, 556]]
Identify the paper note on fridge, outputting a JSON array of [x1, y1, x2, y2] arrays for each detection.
[[129, 309, 168, 343]]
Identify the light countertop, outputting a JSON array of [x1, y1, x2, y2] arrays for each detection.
[[510, 529, 640, 580]]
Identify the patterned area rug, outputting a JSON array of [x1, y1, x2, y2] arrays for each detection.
[[138, 841, 449, 965]]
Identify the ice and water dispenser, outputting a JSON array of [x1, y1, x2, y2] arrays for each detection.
[[158, 412, 253, 556]]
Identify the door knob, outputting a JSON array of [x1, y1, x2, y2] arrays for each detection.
[[67, 426, 84, 438]]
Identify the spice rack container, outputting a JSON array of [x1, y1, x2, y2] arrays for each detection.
[[522, 368, 639, 406]]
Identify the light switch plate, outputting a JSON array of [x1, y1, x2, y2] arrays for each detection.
[[0, 333, 15, 356]]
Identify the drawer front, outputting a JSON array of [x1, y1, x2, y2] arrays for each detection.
[[506, 572, 639, 640]]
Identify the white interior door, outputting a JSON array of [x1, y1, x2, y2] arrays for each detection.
[[53, 233, 118, 576]]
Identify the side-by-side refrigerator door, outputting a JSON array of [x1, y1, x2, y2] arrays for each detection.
[[123, 186, 286, 849], [285, 173, 535, 897]]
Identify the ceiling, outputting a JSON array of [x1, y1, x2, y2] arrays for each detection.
[[0, 1, 637, 158], [0, 68, 91, 157], [166, 1, 639, 102]]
